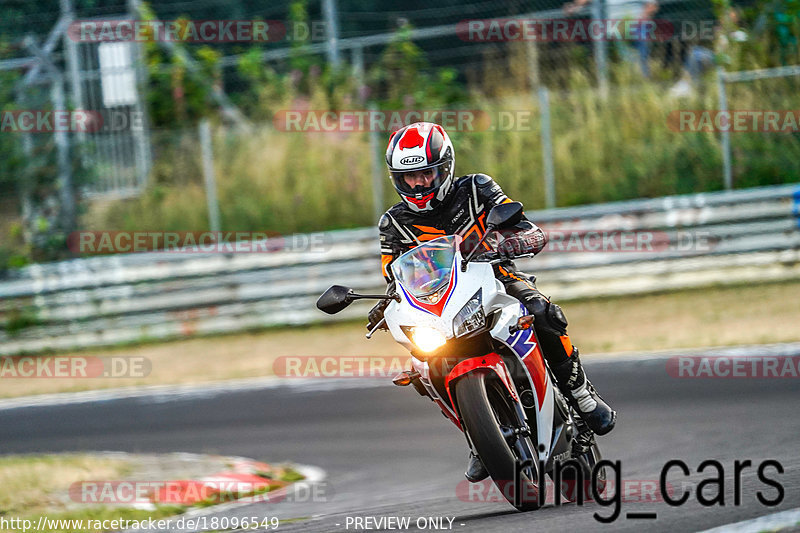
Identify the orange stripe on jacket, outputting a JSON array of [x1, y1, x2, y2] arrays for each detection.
[[412, 225, 445, 234], [381, 254, 394, 278], [560, 335, 574, 356]]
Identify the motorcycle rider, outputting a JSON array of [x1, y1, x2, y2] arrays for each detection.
[[367, 122, 616, 483]]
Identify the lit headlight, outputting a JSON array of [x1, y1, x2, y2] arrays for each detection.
[[453, 289, 485, 337], [410, 327, 448, 352]]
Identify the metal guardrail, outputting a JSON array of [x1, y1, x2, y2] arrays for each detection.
[[2, 183, 799, 355]]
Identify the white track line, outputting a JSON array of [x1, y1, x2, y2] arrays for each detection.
[[697, 507, 800, 533]]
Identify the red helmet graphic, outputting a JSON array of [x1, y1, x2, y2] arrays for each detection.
[[386, 122, 455, 213]]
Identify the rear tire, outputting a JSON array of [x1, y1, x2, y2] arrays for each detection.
[[455, 371, 542, 511]]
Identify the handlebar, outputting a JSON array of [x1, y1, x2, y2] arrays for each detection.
[[473, 251, 535, 264]]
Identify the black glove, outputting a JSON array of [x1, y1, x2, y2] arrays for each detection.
[[367, 299, 390, 331], [366, 282, 395, 331], [498, 229, 547, 259]]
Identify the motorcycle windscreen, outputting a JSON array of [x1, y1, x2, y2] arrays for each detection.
[[391, 235, 459, 300]]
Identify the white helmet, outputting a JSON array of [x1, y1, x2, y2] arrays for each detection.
[[385, 122, 455, 213]]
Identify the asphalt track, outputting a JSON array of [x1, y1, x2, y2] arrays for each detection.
[[1, 349, 799, 533]]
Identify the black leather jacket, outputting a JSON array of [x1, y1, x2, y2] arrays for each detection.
[[378, 173, 547, 283]]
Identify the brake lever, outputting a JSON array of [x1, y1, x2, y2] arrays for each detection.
[[490, 251, 536, 264], [365, 317, 386, 339]]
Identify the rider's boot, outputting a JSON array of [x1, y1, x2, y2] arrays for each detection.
[[465, 452, 489, 483], [551, 347, 616, 435]]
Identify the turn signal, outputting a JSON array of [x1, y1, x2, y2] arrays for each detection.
[[392, 370, 419, 386], [509, 315, 535, 334], [517, 315, 534, 329]]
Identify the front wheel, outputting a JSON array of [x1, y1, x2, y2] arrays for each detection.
[[455, 371, 542, 511]]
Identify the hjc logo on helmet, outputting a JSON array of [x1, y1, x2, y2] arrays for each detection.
[[400, 155, 425, 166]]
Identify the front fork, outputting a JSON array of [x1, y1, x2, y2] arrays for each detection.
[[499, 401, 538, 479]]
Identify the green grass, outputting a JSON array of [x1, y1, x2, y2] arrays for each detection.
[[0, 454, 176, 533]]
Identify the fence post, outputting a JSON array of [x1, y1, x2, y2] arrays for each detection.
[[527, 39, 540, 88], [716, 66, 733, 190], [24, 36, 76, 231], [199, 119, 221, 232], [51, 76, 76, 230], [322, 0, 341, 68], [368, 103, 385, 223], [592, 0, 608, 96], [61, 0, 83, 112], [538, 86, 556, 209], [352, 44, 366, 103]]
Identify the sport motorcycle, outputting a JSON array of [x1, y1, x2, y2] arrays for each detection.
[[317, 202, 606, 510]]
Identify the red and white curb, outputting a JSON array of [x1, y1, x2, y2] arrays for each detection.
[[168, 460, 326, 516], [119, 457, 326, 532]]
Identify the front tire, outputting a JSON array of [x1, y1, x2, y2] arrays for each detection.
[[455, 371, 542, 511]]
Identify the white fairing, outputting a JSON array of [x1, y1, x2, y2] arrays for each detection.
[[383, 240, 556, 462]]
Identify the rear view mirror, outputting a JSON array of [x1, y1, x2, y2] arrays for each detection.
[[316, 285, 354, 314], [486, 201, 524, 229]]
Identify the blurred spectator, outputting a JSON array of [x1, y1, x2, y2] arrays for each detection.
[[564, 0, 659, 77], [670, 7, 748, 96]]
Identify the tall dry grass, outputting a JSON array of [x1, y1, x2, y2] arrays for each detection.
[[94, 72, 800, 236]]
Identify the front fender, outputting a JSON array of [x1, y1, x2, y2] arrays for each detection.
[[444, 353, 518, 415]]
